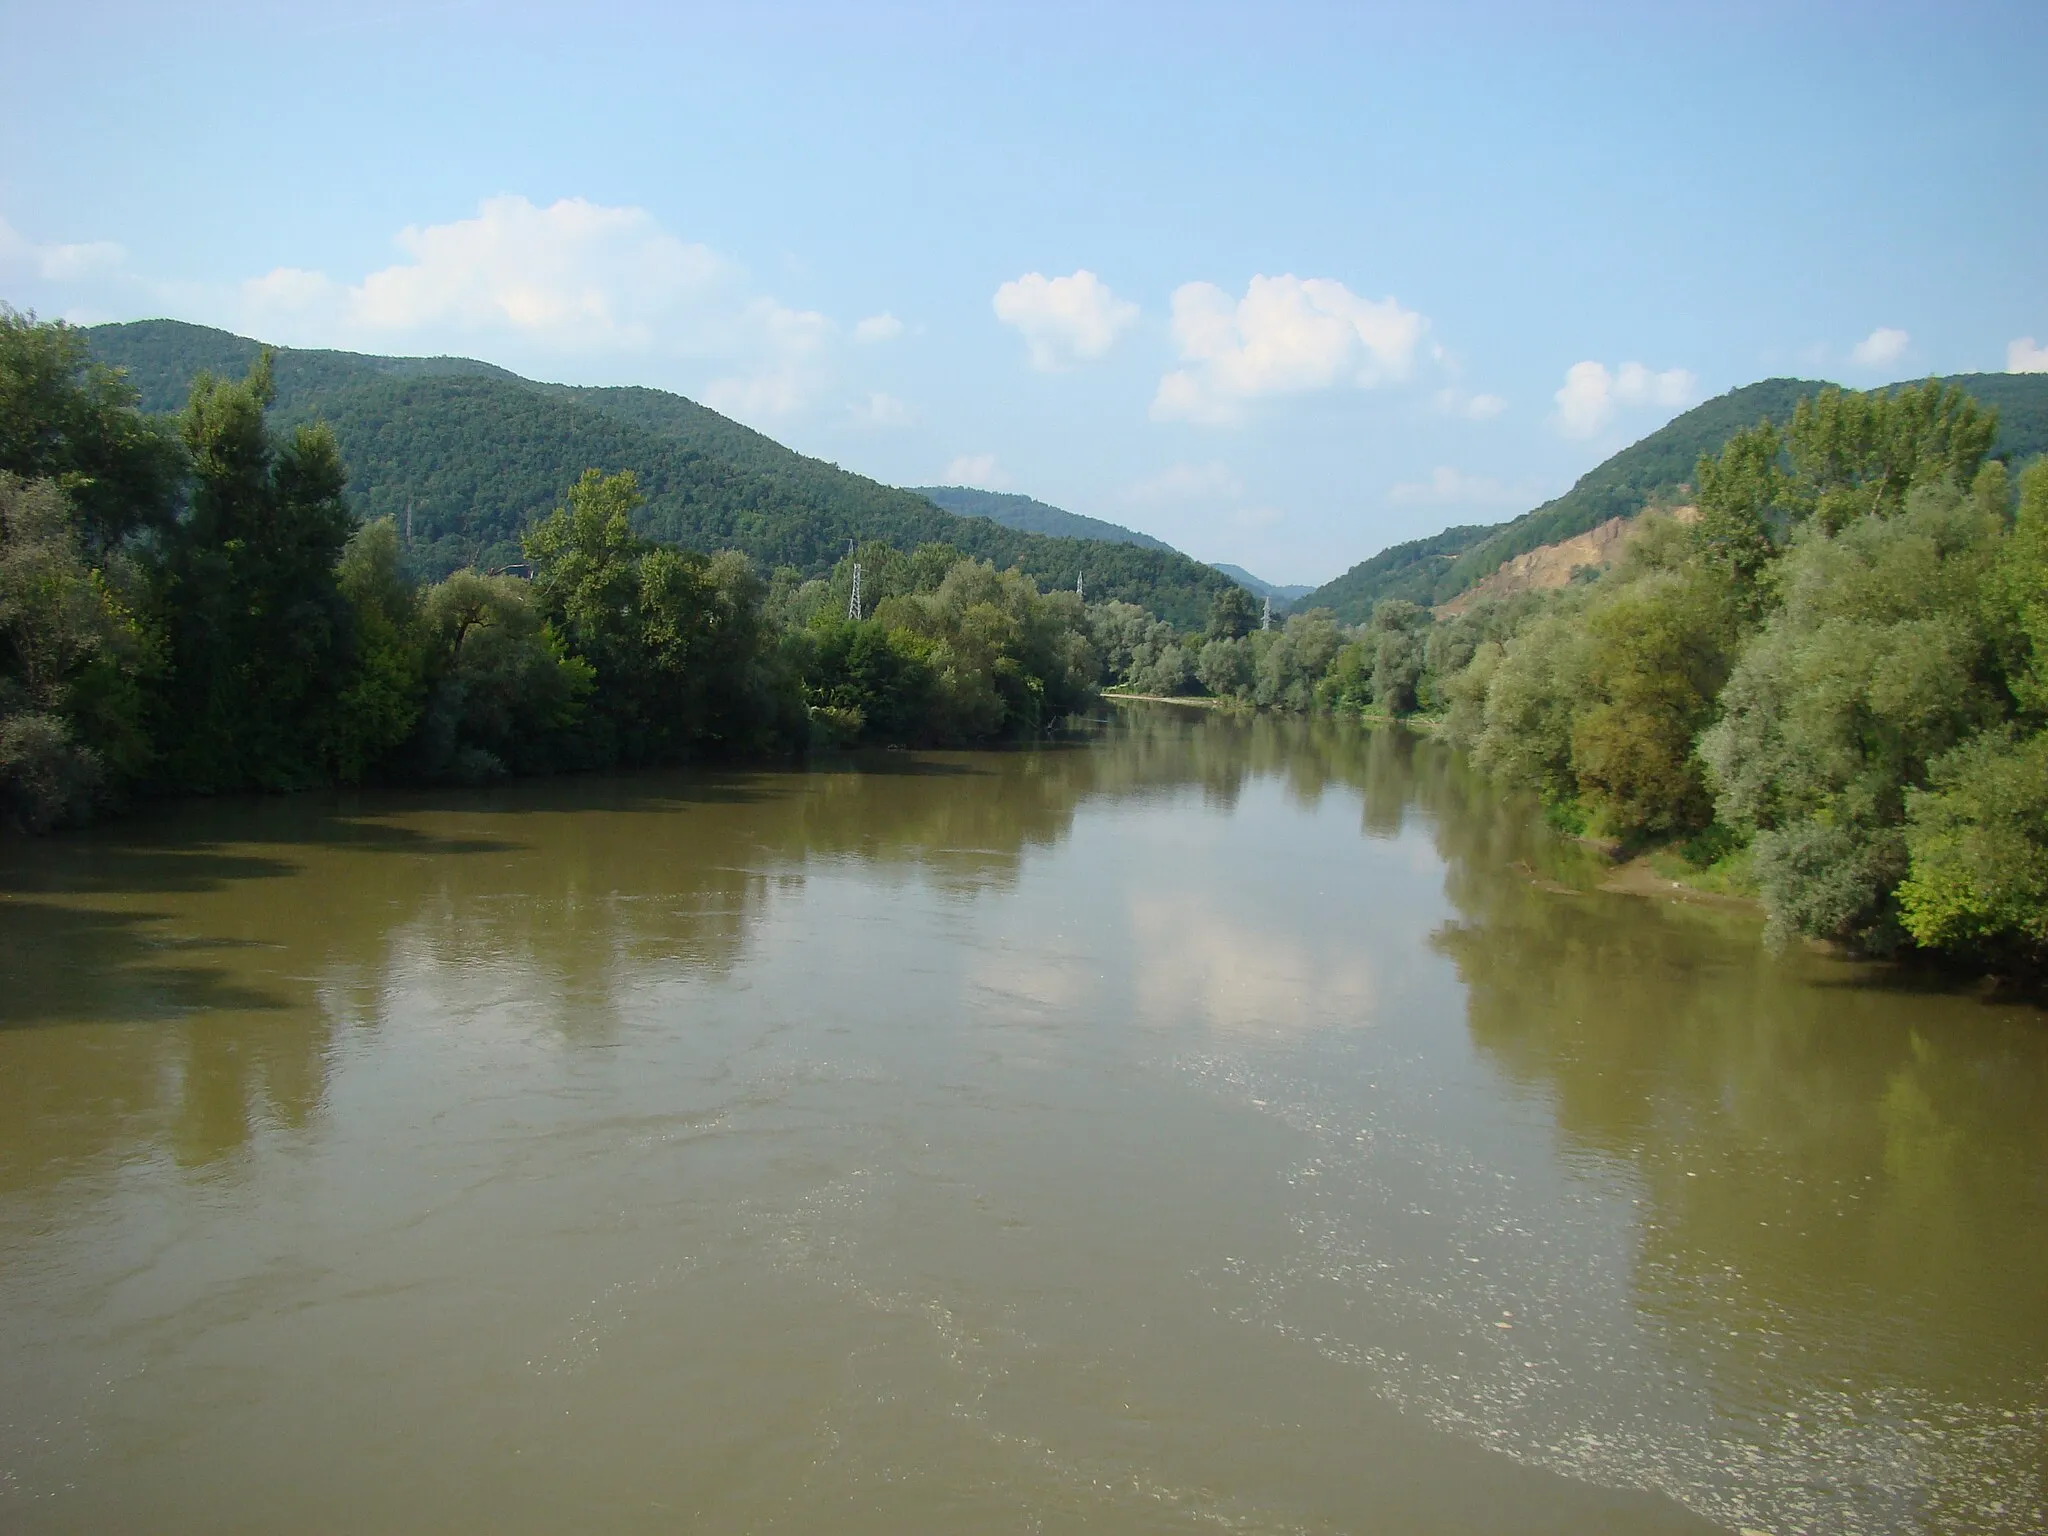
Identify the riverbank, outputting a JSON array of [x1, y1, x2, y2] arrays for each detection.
[[1102, 690, 1236, 709], [1598, 851, 1760, 911]]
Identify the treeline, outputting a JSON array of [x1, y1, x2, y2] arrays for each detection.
[[1131, 379, 2047, 970], [0, 313, 1110, 830]]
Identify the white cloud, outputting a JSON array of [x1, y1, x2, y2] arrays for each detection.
[[14, 197, 893, 422], [0, 217, 128, 285], [944, 453, 1004, 489], [1552, 359, 1698, 438], [1848, 326, 1910, 370], [241, 265, 339, 313], [851, 311, 903, 344], [344, 194, 732, 349], [702, 296, 835, 413], [848, 391, 913, 427], [1433, 386, 1507, 420], [1127, 462, 1243, 503], [992, 269, 1137, 371], [1389, 467, 1528, 506], [236, 196, 865, 420], [2008, 337, 2048, 374], [1151, 274, 1428, 425]]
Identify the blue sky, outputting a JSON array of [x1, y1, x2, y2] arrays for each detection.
[[4, 1, 2045, 584]]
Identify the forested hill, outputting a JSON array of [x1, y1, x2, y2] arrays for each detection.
[[85, 320, 1238, 628], [1301, 372, 2048, 623], [911, 486, 1175, 552]]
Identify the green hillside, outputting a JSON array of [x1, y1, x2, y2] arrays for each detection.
[[1301, 372, 2048, 622], [910, 486, 1175, 552], [86, 320, 1238, 628]]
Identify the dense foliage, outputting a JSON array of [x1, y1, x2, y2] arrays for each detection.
[[1300, 374, 2048, 622], [1424, 382, 2046, 971], [0, 313, 1111, 832], [85, 320, 1235, 627]]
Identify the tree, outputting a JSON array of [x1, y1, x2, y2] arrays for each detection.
[[331, 518, 425, 782], [1567, 568, 1743, 839], [0, 307, 184, 553], [1365, 600, 1429, 716], [1472, 603, 1592, 812], [412, 570, 592, 780], [152, 354, 360, 791], [1207, 584, 1257, 641], [1785, 380, 1997, 532], [525, 468, 801, 763], [1990, 459, 2048, 718], [1692, 421, 1785, 588], [0, 475, 156, 828], [1197, 635, 1254, 699], [1894, 460, 2048, 963], [1898, 729, 2048, 958], [806, 555, 1096, 744], [1699, 483, 2007, 948]]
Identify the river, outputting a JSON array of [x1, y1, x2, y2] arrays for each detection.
[[2, 705, 2043, 1534]]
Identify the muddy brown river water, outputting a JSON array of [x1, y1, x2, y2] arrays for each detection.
[[2, 706, 2043, 1534]]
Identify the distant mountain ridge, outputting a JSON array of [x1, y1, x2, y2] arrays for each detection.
[[1210, 565, 1313, 603], [912, 486, 1174, 552], [1298, 371, 2048, 623], [914, 487, 1310, 605], [85, 320, 1239, 628]]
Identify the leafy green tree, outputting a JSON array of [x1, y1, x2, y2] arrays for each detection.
[[1364, 600, 1429, 716], [525, 468, 797, 763], [1567, 566, 1744, 838], [525, 468, 644, 664], [1317, 638, 1372, 712], [1692, 421, 1785, 588], [1785, 380, 1997, 532], [0, 475, 157, 827], [152, 355, 360, 791], [1127, 639, 1194, 696], [0, 308, 184, 553], [1471, 601, 1593, 812], [1207, 584, 1257, 641], [1699, 484, 2007, 948], [1989, 459, 2048, 717], [1438, 638, 1504, 751], [1894, 460, 2048, 962], [1249, 609, 1343, 711], [1088, 600, 1171, 686], [1898, 728, 2048, 958], [412, 570, 592, 779], [806, 555, 1096, 743], [331, 518, 426, 782], [804, 620, 936, 742], [1195, 635, 1253, 699]]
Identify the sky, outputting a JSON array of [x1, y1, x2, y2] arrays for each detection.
[[3, 1, 2045, 586]]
